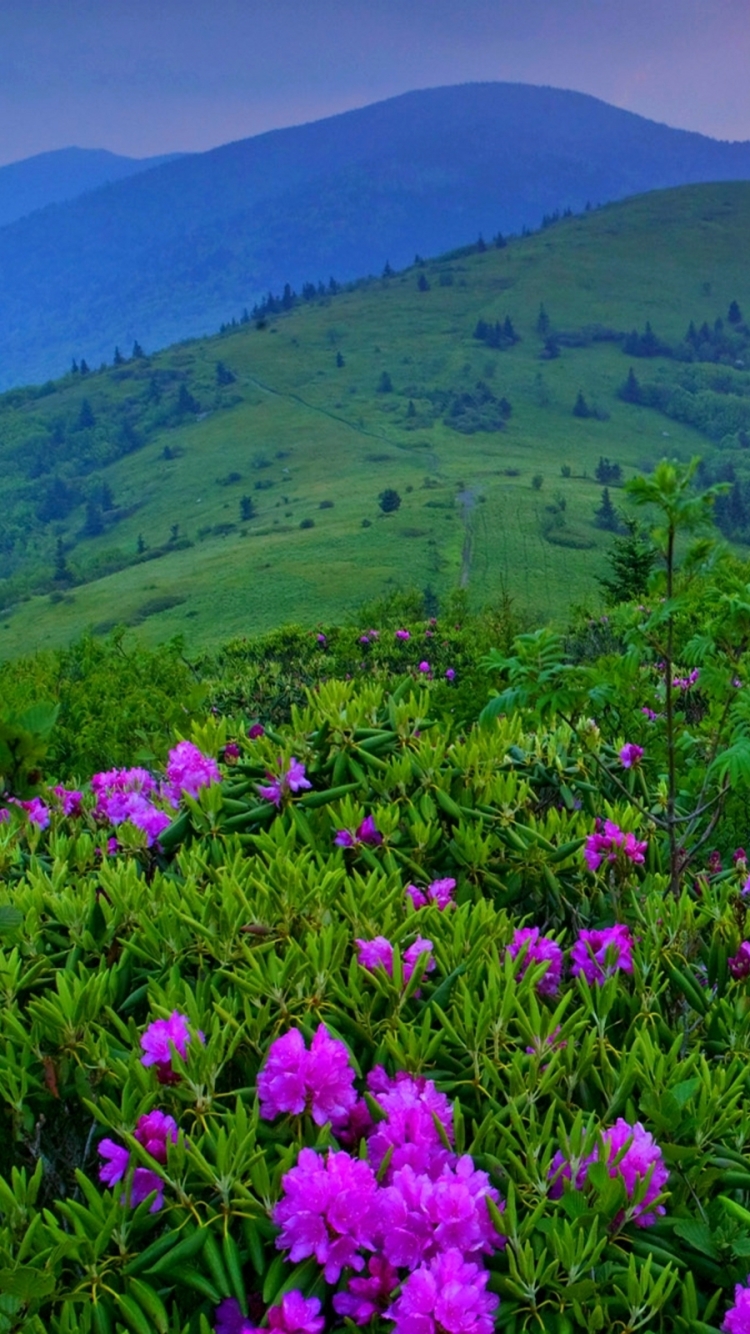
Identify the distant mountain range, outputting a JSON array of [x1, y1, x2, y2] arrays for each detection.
[[0, 146, 184, 229], [2, 81, 750, 392]]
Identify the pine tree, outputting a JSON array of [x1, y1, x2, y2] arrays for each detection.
[[378, 488, 401, 513], [573, 391, 591, 418], [619, 367, 641, 403], [728, 300, 744, 325], [113, 346, 124, 366], [598, 519, 657, 603], [594, 487, 619, 531], [240, 495, 255, 522], [536, 304, 550, 336]]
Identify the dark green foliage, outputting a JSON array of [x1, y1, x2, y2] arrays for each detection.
[[595, 456, 622, 485], [473, 315, 520, 350], [623, 321, 671, 357], [77, 398, 95, 429], [240, 495, 255, 522], [377, 371, 393, 393], [572, 390, 591, 418], [598, 518, 658, 603], [531, 473, 543, 490], [728, 299, 744, 325], [299, 517, 315, 529], [132, 340, 145, 359], [536, 303, 550, 335], [417, 273, 430, 292], [176, 383, 200, 415], [335, 350, 345, 367], [594, 485, 619, 531], [378, 487, 401, 513], [215, 360, 236, 385], [441, 382, 511, 434], [81, 500, 104, 538], [619, 366, 641, 403]]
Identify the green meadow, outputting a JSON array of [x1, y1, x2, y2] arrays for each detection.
[[2, 180, 750, 655]]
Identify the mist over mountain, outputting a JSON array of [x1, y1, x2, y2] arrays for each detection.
[[0, 147, 184, 230], [2, 81, 750, 391]]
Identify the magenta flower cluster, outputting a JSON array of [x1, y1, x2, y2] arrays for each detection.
[[258, 1031, 504, 1332], [729, 942, 750, 980], [406, 877, 457, 910], [355, 935, 436, 986], [216, 1291, 324, 1334], [98, 1108, 177, 1213], [89, 743, 220, 846], [584, 819, 647, 873], [570, 925, 634, 986], [334, 814, 382, 848], [723, 1281, 750, 1334], [258, 757, 312, 806], [140, 1010, 204, 1084], [507, 927, 563, 997], [550, 1118, 668, 1227], [257, 1025, 357, 1129], [619, 742, 644, 769]]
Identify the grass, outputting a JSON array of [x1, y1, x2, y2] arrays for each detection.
[[1, 181, 750, 656]]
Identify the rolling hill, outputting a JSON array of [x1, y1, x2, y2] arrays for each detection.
[[0, 146, 183, 230], [1, 180, 749, 659], [2, 82, 750, 390]]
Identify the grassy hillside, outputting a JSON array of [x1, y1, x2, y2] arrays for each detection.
[[2, 82, 750, 389], [1, 180, 750, 657]]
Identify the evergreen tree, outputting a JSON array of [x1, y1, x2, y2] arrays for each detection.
[[619, 367, 641, 403], [382, 261, 394, 278], [71, 358, 79, 374], [598, 519, 657, 603], [177, 384, 200, 415], [82, 501, 104, 538], [113, 346, 124, 365], [417, 273, 430, 292], [336, 351, 345, 368], [137, 534, 147, 554], [595, 457, 622, 485], [406, 399, 416, 418], [594, 487, 619, 531], [132, 341, 145, 359], [78, 399, 95, 430], [536, 304, 550, 336], [573, 391, 591, 418], [53, 537, 70, 583], [728, 300, 744, 325], [240, 495, 256, 522], [377, 371, 393, 394], [476, 234, 486, 253], [378, 488, 401, 513], [79, 358, 90, 375], [503, 315, 517, 343]]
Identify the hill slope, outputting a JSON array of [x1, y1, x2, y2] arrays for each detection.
[[2, 83, 750, 390], [1, 180, 750, 658], [0, 147, 183, 230]]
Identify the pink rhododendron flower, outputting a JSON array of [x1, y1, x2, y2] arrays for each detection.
[[257, 1025, 357, 1128], [334, 815, 382, 848], [51, 785, 83, 817], [549, 1119, 667, 1227], [134, 1109, 178, 1163], [445, 667, 456, 681], [385, 1248, 499, 1334], [165, 740, 221, 803], [356, 936, 394, 975], [140, 1011, 202, 1083], [571, 925, 634, 986], [729, 942, 750, 980], [258, 757, 311, 806], [507, 927, 563, 997], [395, 629, 411, 641], [267, 1291, 325, 1334], [130, 1167, 165, 1212], [723, 1281, 750, 1334], [223, 742, 240, 761], [273, 1147, 379, 1282], [584, 819, 647, 873], [333, 1256, 399, 1325], [376, 1158, 504, 1269], [366, 1068, 454, 1180], [97, 1138, 130, 1187], [14, 797, 50, 829], [215, 1298, 257, 1334], [619, 743, 644, 769], [406, 877, 456, 910], [418, 660, 431, 674]]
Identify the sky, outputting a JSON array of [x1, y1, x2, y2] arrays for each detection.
[[1, 0, 749, 167]]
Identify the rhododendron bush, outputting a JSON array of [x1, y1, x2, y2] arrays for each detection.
[[5, 464, 750, 1332]]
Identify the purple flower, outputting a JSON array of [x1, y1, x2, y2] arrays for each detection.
[[140, 1011, 202, 1083], [672, 667, 700, 690], [395, 629, 411, 641], [571, 926, 634, 986], [16, 797, 50, 829], [223, 742, 240, 762], [98, 1138, 130, 1187], [507, 928, 563, 997], [723, 1281, 750, 1334], [333, 1256, 399, 1325], [619, 743, 644, 769], [273, 1147, 379, 1282], [584, 819, 646, 873], [134, 1109, 179, 1163], [418, 661, 431, 674], [258, 757, 311, 806], [729, 942, 750, 980], [366, 1068, 454, 1180], [165, 741, 221, 803], [51, 785, 83, 817], [406, 877, 456, 911], [358, 814, 382, 845], [602, 1119, 668, 1226], [356, 936, 394, 975], [130, 1167, 165, 1212], [385, 1248, 499, 1334], [247, 723, 265, 739], [316, 633, 327, 646], [445, 667, 456, 682], [359, 634, 371, 645], [403, 936, 436, 983], [376, 1158, 504, 1269], [268, 1291, 325, 1334], [641, 706, 660, 721], [257, 1025, 357, 1128], [215, 1298, 257, 1334], [334, 815, 382, 849]]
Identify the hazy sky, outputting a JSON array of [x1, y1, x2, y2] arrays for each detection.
[[1, 0, 749, 166]]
